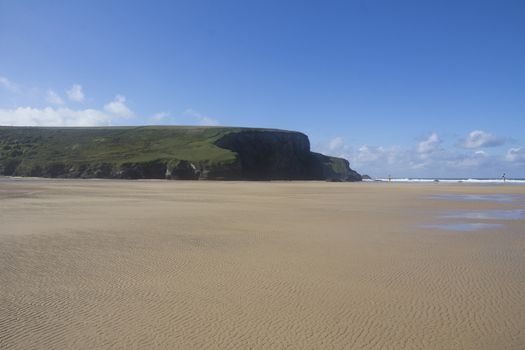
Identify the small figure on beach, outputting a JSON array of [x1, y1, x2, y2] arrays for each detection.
[[388, 174, 392, 182], [502, 173, 506, 183]]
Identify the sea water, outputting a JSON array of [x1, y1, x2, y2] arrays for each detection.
[[367, 178, 525, 184]]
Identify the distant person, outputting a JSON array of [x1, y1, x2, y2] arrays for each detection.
[[502, 173, 506, 183], [388, 175, 392, 182]]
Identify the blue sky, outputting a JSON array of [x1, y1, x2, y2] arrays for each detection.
[[1, 0, 524, 177]]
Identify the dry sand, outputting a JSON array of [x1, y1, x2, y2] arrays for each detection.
[[1, 179, 525, 349]]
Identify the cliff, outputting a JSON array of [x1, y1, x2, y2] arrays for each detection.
[[0, 126, 361, 181]]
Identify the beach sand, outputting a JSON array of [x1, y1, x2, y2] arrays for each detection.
[[1, 179, 524, 349]]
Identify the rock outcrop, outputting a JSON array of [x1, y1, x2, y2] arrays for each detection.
[[214, 131, 361, 181]]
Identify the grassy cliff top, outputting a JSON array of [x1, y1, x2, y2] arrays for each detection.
[[0, 125, 304, 166]]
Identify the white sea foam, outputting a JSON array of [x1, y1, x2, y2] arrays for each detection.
[[372, 178, 525, 184]]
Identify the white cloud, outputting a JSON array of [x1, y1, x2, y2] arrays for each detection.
[[151, 111, 170, 122], [0, 106, 113, 126], [46, 90, 64, 105], [417, 133, 441, 154], [104, 95, 134, 118], [314, 133, 519, 178], [316, 138, 411, 176], [328, 137, 344, 151], [474, 150, 487, 157], [0, 81, 136, 127], [505, 148, 525, 163], [184, 108, 219, 126], [356, 145, 411, 167], [323, 137, 351, 160], [356, 145, 383, 163], [66, 84, 85, 102], [462, 130, 504, 148], [0, 76, 18, 92]]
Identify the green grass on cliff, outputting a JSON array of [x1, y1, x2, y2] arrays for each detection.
[[0, 126, 294, 172]]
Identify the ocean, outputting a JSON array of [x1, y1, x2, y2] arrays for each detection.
[[367, 178, 525, 184]]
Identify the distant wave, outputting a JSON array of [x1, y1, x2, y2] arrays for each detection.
[[366, 178, 525, 184]]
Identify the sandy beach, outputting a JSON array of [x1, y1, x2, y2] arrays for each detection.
[[1, 179, 524, 349]]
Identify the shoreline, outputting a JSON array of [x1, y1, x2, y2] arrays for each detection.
[[2, 175, 525, 185]]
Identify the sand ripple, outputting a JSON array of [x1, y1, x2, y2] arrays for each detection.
[[1, 180, 525, 349]]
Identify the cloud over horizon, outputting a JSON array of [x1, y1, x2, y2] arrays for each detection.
[[66, 84, 85, 103], [317, 130, 524, 178], [505, 148, 525, 163], [0, 76, 18, 92], [462, 130, 505, 148], [150, 111, 171, 122], [417, 133, 441, 155], [0, 106, 113, 127], [0, 76, 222, 129], [0, 78, 134, 126], [46, 90, 64, 105], [183, 109, 219, 126], [104, 95, 134, 118]]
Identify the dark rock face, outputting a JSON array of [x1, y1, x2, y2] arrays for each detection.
[[215, 131, 314, 180], [166, 160, 200, 180], [2, 159, 21, 176], [309, 152, 362, 182], [214, 131, 362, 181], [91, 163, 114, 178], [118, 161, 167, 179]]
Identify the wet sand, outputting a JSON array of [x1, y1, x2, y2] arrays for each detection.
[[1, 179, 525, 349]]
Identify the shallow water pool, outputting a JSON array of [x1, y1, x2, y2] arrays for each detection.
[[430, 194, 524, 203], [421, 223, 504, 232], [441, 210, 524, 220]]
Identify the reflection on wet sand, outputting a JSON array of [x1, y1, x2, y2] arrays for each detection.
[[442, 210, 524, 220], [430, 194, 525, 203], [421, 223, 504, 232], [423, 194, 524, 232]]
